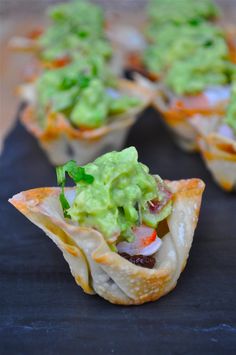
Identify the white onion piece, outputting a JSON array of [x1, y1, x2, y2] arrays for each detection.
[[218, 124, 235, 140], [106, 87, 121, 99], [139, 237, 162, 256], [204, 86, 231, 107], [117, 225, 162, 256]]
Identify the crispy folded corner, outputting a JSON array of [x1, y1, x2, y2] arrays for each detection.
[[9, 178, 205, 305], [190, 115, 236, 191], [19, 79, 152, 165]]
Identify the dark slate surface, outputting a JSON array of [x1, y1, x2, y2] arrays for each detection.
[[0, 107, 236, 355]]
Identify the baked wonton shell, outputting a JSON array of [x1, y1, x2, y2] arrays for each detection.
[[134, 75, 227, 152], [190, 115, 236, 191], [153, 89, 227, 152], [19, 79, 152, 165], [9, 178, 205, 305]]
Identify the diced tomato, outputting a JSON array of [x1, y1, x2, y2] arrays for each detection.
[[133, 225, 157, 247], [27, 28, 44, 40], [172, 94, 209, 111], [49, 56, 71, 68], [117, 224, 161, 256], [171, 86, 231, 112], [142, 230, 157, 247]]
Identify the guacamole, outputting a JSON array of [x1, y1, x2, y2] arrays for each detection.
[[148, 0, 219, 27], [165, 47, 233, 95], [144, 22, 226, 77], [57, 147, 172, 244], [144, 0, 235, 95], [38, 0, 112, 61], [36, 58, 140, 129]]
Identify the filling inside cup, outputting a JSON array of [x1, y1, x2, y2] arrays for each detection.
[[56, 147, 173, 268], [141, 0, 236, 105], [146, 0, 219, 29], [35, 58, 141, 131], [192, 82, 236, 140], [30, 0, 112, 64]]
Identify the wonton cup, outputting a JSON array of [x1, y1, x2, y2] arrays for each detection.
[[190, 115, 236, 191], [9, 178, 205, 305], [134, 76, 228, 152], [19, 79, 151, 165], [152, 84, 227, 152]]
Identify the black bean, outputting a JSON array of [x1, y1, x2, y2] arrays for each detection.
[[119, 252, 155, 269]]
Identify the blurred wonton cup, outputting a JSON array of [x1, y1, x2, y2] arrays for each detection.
[[134, 76, 231, 152], [152, 85, 229, 152], [190, 115, 236, 191], [152, 85, 199, 151], [9, 178, 205, 305], [19, 79, 151, 165]]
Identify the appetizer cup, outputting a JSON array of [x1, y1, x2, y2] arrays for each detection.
[[8, 1, 127, 74], [190, 115, 236, 191], [134, 75, 230, 152], [128, 0, 235, 152], [8, 1, 109, 57], [9, 147, 205, 305], [152, 84, 230, 152], [20, 79, 151, 165]]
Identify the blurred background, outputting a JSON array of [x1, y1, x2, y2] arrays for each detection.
[[0, 0, 235, 152]]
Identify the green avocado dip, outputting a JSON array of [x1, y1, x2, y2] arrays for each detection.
[[147, 0, 219, 27], [144, 22, 227, 78], [36, 57, 141, 129], [144, 0, 235, 95], [38, 0, 112, 62], [165, 46, 233, 95], [56, 147, 173, 247]]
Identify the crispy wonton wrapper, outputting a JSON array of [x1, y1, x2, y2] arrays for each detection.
[[133, 76, 209, 151], [9, 178, 205, 305], [152, 84, 228, 152], [190, 115, 236, 191], [19, 79, 151, 165], [134, 72, 230, 152]]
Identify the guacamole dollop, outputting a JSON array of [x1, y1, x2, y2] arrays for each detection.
[[65, 147, 171, 243], [144, 22, 226, 77], [36, 58, 140, 129], [38, 0, 112, 61], [144, 0, 235, 95], [165, 49, 233, 95], [148, 0, 219, 27]]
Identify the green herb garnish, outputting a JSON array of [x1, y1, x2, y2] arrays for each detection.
[[56, 160, 94, 217], [78, 75, 91, 89], [204, 39, 213, 47]]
